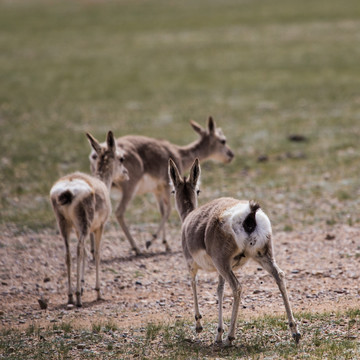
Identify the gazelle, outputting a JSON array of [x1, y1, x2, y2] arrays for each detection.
[[50, 131, 129, 307], [168, 158, 301, 346], [89, 117, 234, 255]]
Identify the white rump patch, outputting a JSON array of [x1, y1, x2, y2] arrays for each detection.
[[50, 179, 93, 198], [221, 201, 272, 252]]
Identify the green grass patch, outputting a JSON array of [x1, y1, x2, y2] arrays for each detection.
[[1, 0, 360, 232]]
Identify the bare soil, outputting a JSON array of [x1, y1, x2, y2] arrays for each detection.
[[0, 223, 359, 332]]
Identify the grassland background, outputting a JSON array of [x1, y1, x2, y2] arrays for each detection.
[[1, 0, 360, 233]]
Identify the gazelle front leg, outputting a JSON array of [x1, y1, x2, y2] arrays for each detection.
[[257, 254, 301, 343], [215, 274, 225, 343], [189, 265, 203, 333]]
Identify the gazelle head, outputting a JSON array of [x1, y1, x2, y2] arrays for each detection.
[[87, 131, 129, 186], [168, 158, 201, 221], [190, 116, 234, 163]]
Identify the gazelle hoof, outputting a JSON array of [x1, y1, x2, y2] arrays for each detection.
[[195, 325, 203, 333], [293, 332, 301, 343], [224, 336, 235, 347], [163, 240, 171, 252], [133, 247, 141, 255]]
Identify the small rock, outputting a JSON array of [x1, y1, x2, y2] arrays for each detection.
[[325, 234, 335, 240], [77, 343, 86, 350], [257, 155, 268, 163], [38, 297, 48, 310], [66, 304, 75, 310], [43, 277, 51, 283], [288, 134, 308, 142], [135, 281, 142, 286]]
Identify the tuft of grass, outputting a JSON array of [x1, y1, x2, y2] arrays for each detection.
[[145, 322, 163, 343], [91, 322, 102, 334]]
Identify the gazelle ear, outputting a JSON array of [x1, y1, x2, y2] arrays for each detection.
[[190, 120, 205, 136], [106, 131, 116, 153], [86, 133, 102, 154], [207, 116, 216, 135], [189, 158, 201, 187], [168, 158, 182, 188]]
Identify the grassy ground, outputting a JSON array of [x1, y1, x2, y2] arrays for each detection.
[[1, 309, 359, 359], [1, 0, 360, 232]]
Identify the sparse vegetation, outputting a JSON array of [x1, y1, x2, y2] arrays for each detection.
[[1, 310, 360, 359]]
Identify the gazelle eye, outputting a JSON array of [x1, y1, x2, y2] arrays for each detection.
[[119, 157, 124, 163], [171, 190, 175, 194], [196, 190, 201, 196], [220, 139, 226, 145], [92, 154, 97, 160]]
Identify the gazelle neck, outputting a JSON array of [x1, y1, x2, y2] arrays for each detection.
[[176, 193, 197, 223], [177, 138, 209, 171]]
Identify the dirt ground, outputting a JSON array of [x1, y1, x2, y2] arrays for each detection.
[[0, 223, 359, 332]]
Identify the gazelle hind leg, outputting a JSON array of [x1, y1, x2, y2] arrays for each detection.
[[57, 213, 73, 305], [90, 233, 95, 261], [93, 226, 104, 301], [81, 245, 87, 295], [215, 274, 225, 344], [76, 233, 86, 307], [147, 192, 171, 252], [256, 254, 301, 343], [115, 193, 141, 255], [221, 270, 242, 346]]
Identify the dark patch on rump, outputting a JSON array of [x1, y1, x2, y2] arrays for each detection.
[[58, 190, 73, 206], [243, 201, 261, 234]]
